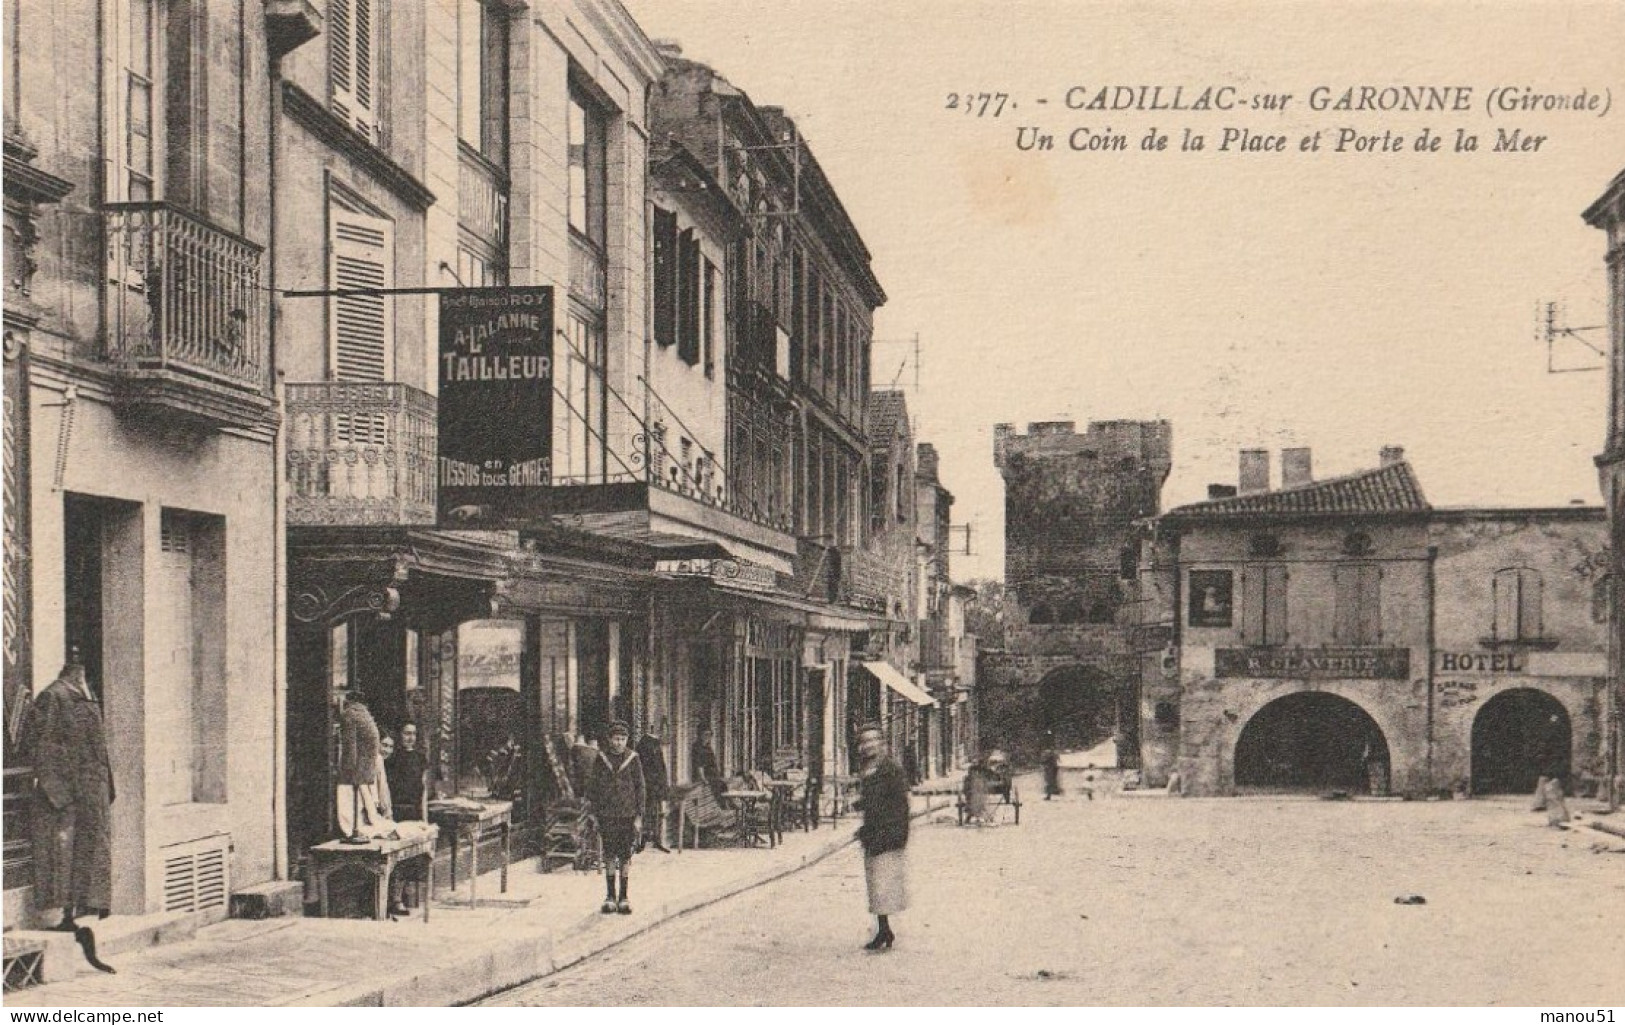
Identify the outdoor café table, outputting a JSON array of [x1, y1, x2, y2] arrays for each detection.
[[309, 827, 438, 923], [428, 798, 513, 907], [911, 780, 962, 818], [721, 788, 772, 847], [762, 779, 801, 842]]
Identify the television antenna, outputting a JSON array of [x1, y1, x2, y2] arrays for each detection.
[[1538, 300, 1606, 374]]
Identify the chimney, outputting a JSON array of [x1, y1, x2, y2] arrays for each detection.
[[1207, 484, 1238, 500], [1380, 445, 1405, 467], [653, 39, 683, 57], [1281, 447, 1313, 488], [1238, 449, 1270, 494]]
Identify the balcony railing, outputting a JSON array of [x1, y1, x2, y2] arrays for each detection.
[[285, 382, 437, 526], [104, 202, 269, 393]]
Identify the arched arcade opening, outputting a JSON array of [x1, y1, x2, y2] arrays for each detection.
[[1471, 688, 1571, 794], [1234, 691, 1389, 792]]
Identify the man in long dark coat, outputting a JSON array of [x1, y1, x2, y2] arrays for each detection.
[[634, 725, 670, 852], [29, 662, 114, 927]]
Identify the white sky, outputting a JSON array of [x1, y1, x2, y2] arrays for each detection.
[[624, 0, 1625, 581]]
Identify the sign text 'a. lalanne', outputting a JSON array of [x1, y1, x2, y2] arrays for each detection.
[[436, 287, 555, 529]]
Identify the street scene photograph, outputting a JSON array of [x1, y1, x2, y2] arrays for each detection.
[[2, 0, 1624, 1013]]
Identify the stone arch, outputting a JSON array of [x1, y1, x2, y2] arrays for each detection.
[[1471, 687, 1571, 794], [1234, 691, 1389, 792], [1035, 664, 1130, 759]]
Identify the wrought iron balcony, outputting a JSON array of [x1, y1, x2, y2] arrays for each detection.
[[285, 382, 437, 526], [104, 203, 270, 424]]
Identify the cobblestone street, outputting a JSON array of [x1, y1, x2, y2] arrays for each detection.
[[485, 784, 1625, 1006]]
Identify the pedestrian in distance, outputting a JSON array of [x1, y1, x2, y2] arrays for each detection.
[[585, 721, 645, 914], [853, 723, 909, 951], [1041, 732, 1063, 800]]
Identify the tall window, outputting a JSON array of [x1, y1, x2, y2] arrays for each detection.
[[328, 0, 378, 140], [108, 0, 160, 202], [457, 0, 508, 161], [568, 90, 606, 245], [556, 311, 607, 482], [1494, 567, 1544, 641], [328, 199, 395, 382], [1241, 564, 1288, 646], [1334, 563, 1382, 644], [703, 259, 717, 378]]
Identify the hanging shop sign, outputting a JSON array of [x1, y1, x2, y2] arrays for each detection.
[[654, 557, 778, 593], [1215, 646, 1410, 679], [437, 286, 554, 529]]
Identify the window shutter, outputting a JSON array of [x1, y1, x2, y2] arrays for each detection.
[[1518, 569, 1543, 640], [653, 207, 677, 347], [1360, 565, 1382, 644], [1241, 568, 1264, 645], [679, 229, 701, 366], [329, 0, 376, 139], [1263, 564, 1288, 645], [703, 258, 717, 375], [1493, 568, 1517, 641], [328, 210, 394, 382], [1333, 564, 1354, 642]]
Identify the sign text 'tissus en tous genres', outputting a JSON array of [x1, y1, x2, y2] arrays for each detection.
[[1215, 647, 1411, 680], [436, 287, 554, 529]]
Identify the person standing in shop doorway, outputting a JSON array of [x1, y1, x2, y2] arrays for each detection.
[[586, 721, 644, 914], [635, 724, 671, 852], [853, 723, 909, 951]]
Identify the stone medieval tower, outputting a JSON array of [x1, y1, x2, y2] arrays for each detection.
[[983, 420, 1172, 763]]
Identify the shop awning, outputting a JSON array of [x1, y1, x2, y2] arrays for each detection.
[[859, 660, 935, 707]]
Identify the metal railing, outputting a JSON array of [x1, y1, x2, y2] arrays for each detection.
[[285, 382, 437, 526], [104, 202, 269, 392]]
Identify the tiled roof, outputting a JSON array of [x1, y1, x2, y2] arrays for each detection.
[[867, 390, 909, 441], [1163, 461, 1429, 520]]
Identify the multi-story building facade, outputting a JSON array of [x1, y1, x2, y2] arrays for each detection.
[[1586, 167, 1625, 808], [983, 420, 1172, 764], [1151, 447, 1609, 797], [4, 0, 279, 924], [916, 442, 975, 775]]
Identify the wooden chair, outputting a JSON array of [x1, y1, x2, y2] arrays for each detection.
[[673, 782, 739, 850]]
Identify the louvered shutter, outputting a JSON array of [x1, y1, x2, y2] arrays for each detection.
[[1333, 564, 1356, 642], [329, 0, 377, 139], [328, 211, 394, 382], [653, 207, 677, 347]]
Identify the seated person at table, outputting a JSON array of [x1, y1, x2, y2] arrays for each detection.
[[690, 728, 725, 798]]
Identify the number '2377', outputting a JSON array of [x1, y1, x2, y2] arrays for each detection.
[[947, 93, 1009, 117]]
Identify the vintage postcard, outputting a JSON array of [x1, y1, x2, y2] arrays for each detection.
[[1, 0, 1622, 1013]]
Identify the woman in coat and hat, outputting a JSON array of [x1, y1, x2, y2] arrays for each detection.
[[853, 723, 910, 950]]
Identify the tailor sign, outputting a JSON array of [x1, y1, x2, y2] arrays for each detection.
[[437, 287, 554, 528], [1215, 647, 1410, 679]]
